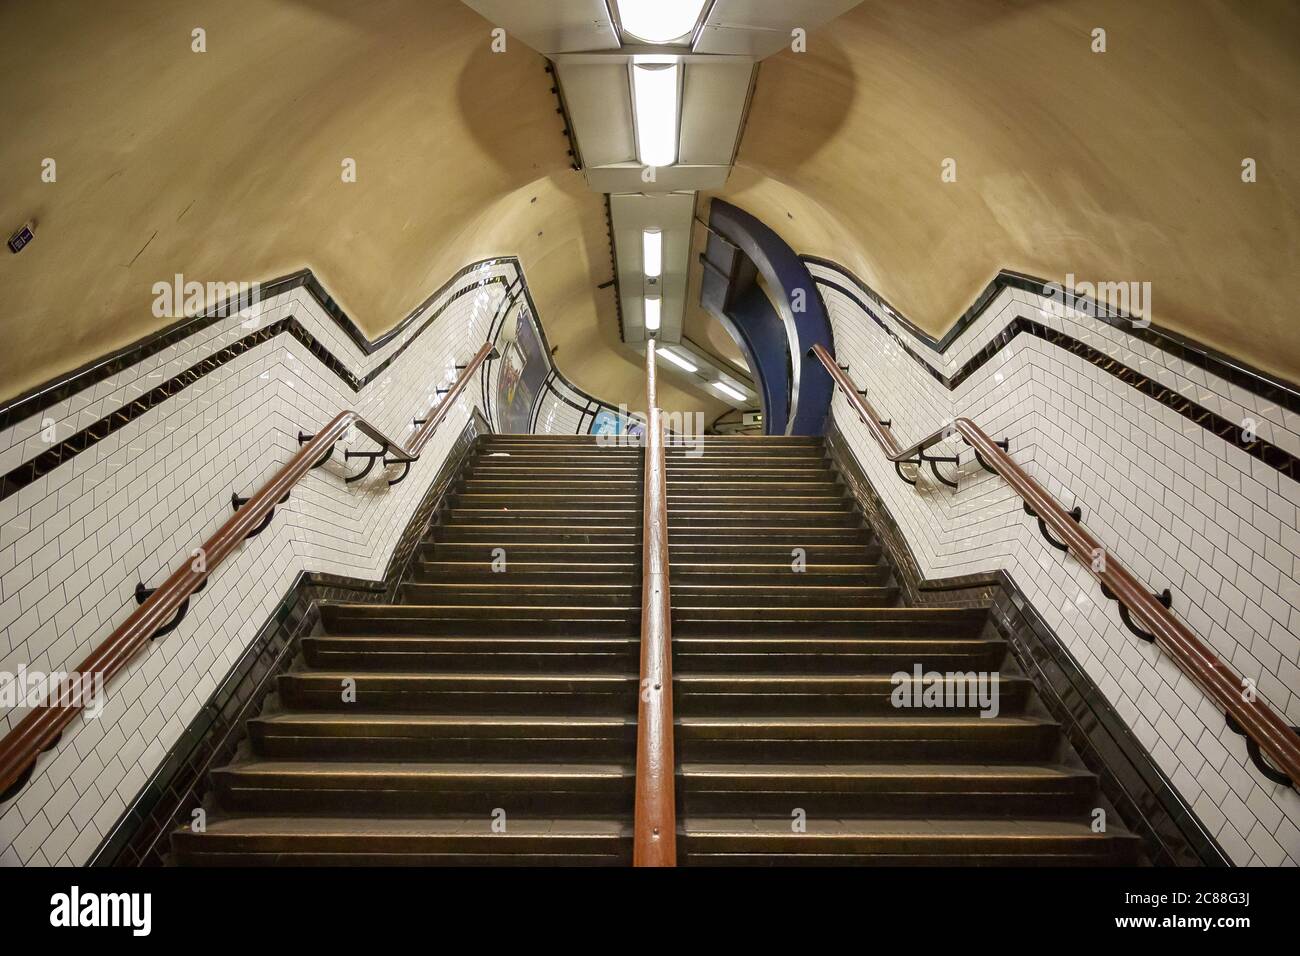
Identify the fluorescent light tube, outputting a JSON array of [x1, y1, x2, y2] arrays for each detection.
[[644, 296, 662, 332], [632, 63, 679, 168], [712, 381, 746, 401], [618, 0, 709, 44], [642, 228, 662, 278], [656, 347, 698, 373]]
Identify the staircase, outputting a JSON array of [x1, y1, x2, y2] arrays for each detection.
[[172, 433, 1140, 865], [666, 435, 1140, 865], [172, 435, 641, 865]]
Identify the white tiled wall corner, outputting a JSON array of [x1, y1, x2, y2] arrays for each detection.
[[534, 383, 588, 436], [0, 258, 588, 866], [813, 262, 1300, 867], [536, 371, 602, 437]]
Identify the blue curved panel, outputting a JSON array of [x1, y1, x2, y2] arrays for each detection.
[[714, 282, 790, 433], [706, 200, 835, 435]]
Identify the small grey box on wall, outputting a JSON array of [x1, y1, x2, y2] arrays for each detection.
[[8, 223, 34, 254]]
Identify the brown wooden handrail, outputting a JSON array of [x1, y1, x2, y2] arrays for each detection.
[[634, 338, 677, 865], [0, 341, 495, 800], [810, 342, 1300, 789]]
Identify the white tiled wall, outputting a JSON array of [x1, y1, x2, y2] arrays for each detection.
[[0, 258, 583, 866], [533, 378, 589, 436], [809, 259, 1300, 867]]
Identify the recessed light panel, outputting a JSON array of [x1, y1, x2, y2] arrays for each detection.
[[618, 0, 709, 44], [632, 63, 679, 167]]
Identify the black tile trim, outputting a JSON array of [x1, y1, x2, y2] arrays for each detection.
[[479, 276, 521, 432], [825, 421, 1229, 867], [804, 255, 1300, 415], [551, 379, 604, 420], [0, 276, 506, 504], [89, 414, 488, 867], [0, 258, 517, 431], [0, 269, 304, 434], [813, 275, 1300, 485], [531, 370, 557, 433]]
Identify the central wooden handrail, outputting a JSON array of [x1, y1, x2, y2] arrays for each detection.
[[634, 338, 677, 865], [810, 342, 1300, 789], [0, 341, 495, 800]]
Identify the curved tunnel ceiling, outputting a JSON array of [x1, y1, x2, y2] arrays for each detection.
[[713, 0, 1300, 384], [0, 0, 726, 418], [1, 0, 1297, 418]]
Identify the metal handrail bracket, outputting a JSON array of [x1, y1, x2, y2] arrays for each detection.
[[0, 342, 496, 800], [810, 342, 1300, 789]]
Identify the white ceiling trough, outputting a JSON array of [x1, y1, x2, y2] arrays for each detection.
[[553, 52, 756, 194], [554, 62, 635, 168], [459, 0, 620, 53], [459, 0, 865, 376], [693, 0, 867, 57], [678, 59, 754, 166], [610, 192, 696, 344]]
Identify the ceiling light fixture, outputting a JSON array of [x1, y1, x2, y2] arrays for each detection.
[[642, 228, 663, 278], [632, 63, 679, 168], [617, 0, 709, 44], [656, 347, 698, 373], [644, 296, 662, 332], [711, 381, 746, 402]]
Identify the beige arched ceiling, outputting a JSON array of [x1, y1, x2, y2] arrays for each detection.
[[0, 0, 726, 417], [713, 0, 1300, 383], [3, 0, 1297, 423]]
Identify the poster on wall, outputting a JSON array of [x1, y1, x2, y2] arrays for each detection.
[[589, 408, 645, 441], [590, 409, 621, 437], [495, 305, 548, 433]]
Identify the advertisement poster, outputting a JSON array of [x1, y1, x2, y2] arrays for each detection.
[[590, 408, 621, 437], [495, 305, 548, 433], [590, 408, 646, 441]]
